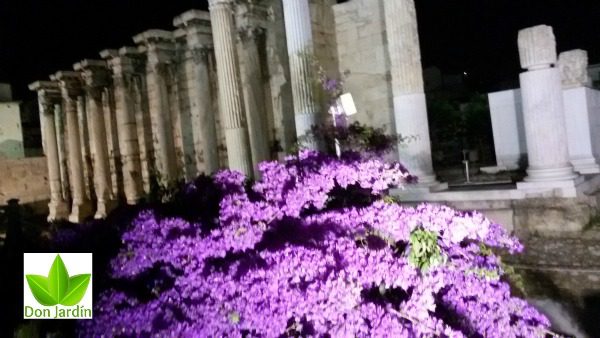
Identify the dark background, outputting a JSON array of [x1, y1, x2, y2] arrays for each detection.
[[1, 0, 599, 99]]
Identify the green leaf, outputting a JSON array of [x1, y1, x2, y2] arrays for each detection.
[[60, 274, 91, 306], [48, 255, 69, 303], [26, 274, 57, 306]]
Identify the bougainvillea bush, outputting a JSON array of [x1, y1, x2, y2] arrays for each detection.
[[81, 151, 555, 337]]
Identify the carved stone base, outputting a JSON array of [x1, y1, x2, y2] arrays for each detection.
[[68, 200, 93, 224], [47, 199, 70, 222], [94, 199, 117, 219]]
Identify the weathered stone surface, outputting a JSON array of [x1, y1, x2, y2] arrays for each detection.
[[0, 157, 49, 205], [513, 197, 595, 233], [209, 0, 253, 176], [518, 25, 557, 70], [559, 49, 591, 88]]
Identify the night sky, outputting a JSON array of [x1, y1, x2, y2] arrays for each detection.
[[1, 0, 600, 100]]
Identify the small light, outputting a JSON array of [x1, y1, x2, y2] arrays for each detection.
[[463, 72, 468, 76]]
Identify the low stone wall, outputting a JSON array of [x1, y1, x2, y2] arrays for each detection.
[[0, 157, 49, 206]]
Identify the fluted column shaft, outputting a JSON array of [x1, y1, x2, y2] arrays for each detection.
[[87, 87, 114, 218], [521, 69, 573, 176], [147, 61, 178, 182], [65, 96, 87, 207], [189, 47, 220, 174], [384, 0, 437, 185], [209, 0, 253, 176], [282, 0, 318, 144], [111, 62, 144, 203], [40, 95, 69, 221], [517, 25, 576, 183], [57, 75, 92, 223], [239, 26, 270, 176]]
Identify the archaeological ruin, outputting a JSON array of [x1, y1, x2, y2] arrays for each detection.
[[21, 0, 600, 247]]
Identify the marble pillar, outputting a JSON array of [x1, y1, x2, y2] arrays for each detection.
[[516, 25, 578, 185], [282, 0, 318, 145], [29, 81, 70, 221], [559, 49, 600, 174], [101, 81, 123, 199], [133, 30, 179, 184], [76, 60, 116, 218], [53, 102, 70, 201], [76, 93, 94, 200], [383, 0, 441, 188], [174, 10, 220, 175], [208, 0, 253, 176], [54, 71, 93, 223], [237, 2, 271, 176], [101, 48, 144, 204]]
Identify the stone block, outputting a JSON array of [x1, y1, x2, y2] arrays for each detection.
[[487, 89, 526, 170], [559, 49, 591, 88]]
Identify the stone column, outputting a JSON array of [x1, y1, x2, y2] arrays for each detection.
[[54, 71, 93, 223], [237, 2, 271, 176], [517, 25, 577, 184], [383, 0, 440, 188], [76, 60, 116, 218], [134, 30, 179, 184], [282, 0, 318, 145], [558, 49, 600, 174], [53, 102, 70, 201], [76, 93, 94, 199], [174, 10, 220, 175], [101, 48, 144, 204], [28, 81, 70, 221], [208, 0, 253, 176]]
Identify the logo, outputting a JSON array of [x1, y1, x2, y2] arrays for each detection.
[[24, 253, 92, 319]]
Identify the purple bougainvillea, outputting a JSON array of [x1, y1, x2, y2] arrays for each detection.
[[81, 151, 553, 337]]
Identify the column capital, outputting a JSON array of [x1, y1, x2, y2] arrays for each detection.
[[134, 30, 176, 70], [237, 25, 265, 43], [174, 9, 213, 50], [53, 71, 83, 99], [208, 0, 234, 10], [518, 25, 557, 71], [235, 0, 268, 42], [74, 59, 111, 99], [29, 81, 61, 108], [190, 45, 214, 64], [173, 9, 211, 30]]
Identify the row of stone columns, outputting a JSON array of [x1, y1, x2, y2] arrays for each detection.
[[31, 0, 444, 222], [30, 2, 321, 222]]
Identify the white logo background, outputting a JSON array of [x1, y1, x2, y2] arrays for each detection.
[[23, 253, 93, 319]]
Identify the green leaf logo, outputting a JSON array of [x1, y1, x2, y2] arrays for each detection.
[[25, 255, 91, 306]]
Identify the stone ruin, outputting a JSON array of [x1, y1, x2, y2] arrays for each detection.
[[28, 0, 444, 223], [25, 0, 600, 240]]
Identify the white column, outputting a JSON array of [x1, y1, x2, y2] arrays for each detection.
[[383, 0, 440, 188], [237, 3, 271, 176], [101, 49, 144, 204], [516, 25, 577, 184], [282, 0, 319, 145], [208, 0, 253, 176], [133, 30, 179, 184], [77, 60, 116, 219], [558, 49, 600, 174], [55, 71, 93, 223], [174, 10, 220, 175], [29, 81, 69, 221]]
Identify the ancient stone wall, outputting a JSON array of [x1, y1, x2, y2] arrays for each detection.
[[0, 157, 49, 205]]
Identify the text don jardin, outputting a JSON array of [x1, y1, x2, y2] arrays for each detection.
[[24, 305, 92, 319]]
